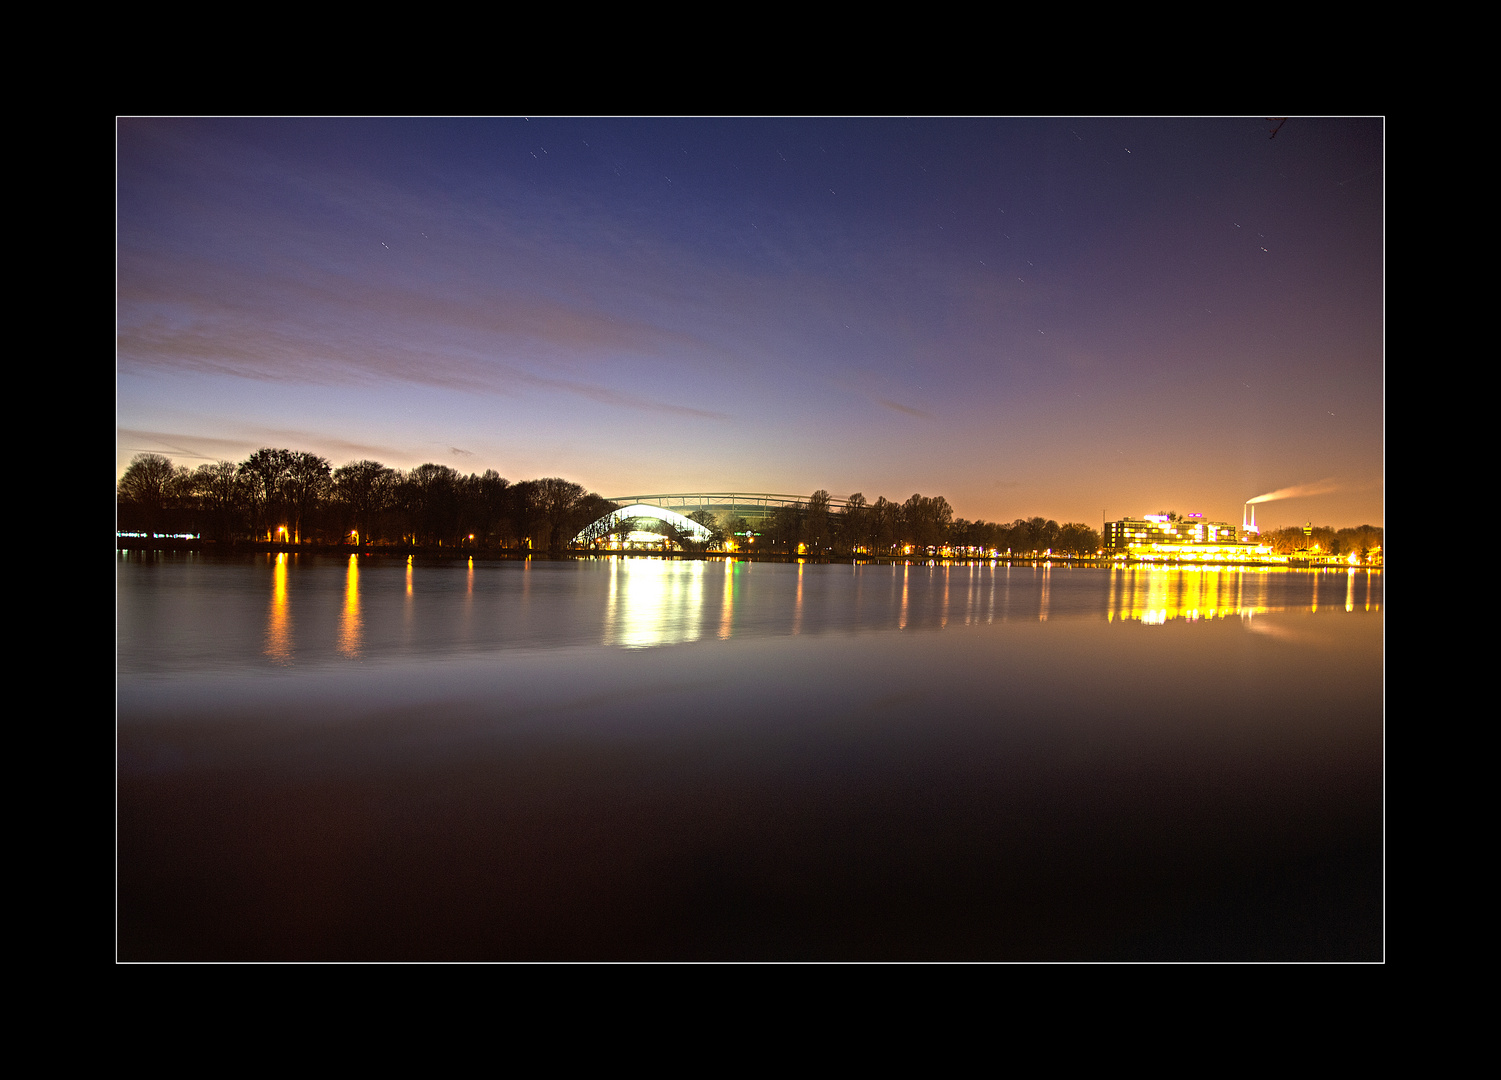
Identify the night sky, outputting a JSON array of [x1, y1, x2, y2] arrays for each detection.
[[117, 117, 1383, 529]]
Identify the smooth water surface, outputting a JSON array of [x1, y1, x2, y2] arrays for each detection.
[[118, 554, 1384, 960]]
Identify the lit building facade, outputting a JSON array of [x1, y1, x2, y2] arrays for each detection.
[[1103, 514, 1260, 561]]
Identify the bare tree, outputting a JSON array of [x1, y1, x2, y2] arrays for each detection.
[[403, 464, 462, 546], [240, 448, 294, 540], [118, 453, 188, 536], [1058, 522, 1101, 554], [283, 452, 331, 543], [688, 510, 726, 549], [842, 493, 868, 554], [871, 497, 899, 554], [903, 494, 954, 552], [193, 461, 243, 542], [805, 490, 832, 553], [534, 477, 586, 551], [334, 460, 397, 547], [475, 470, 510, 547]]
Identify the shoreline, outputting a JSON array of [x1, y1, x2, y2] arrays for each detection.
[[115, 539, 1382, 570]]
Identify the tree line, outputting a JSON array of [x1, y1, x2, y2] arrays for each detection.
[[117, 451, 1114, 557], [1257, 523, 1383, 559], [719, 491, 1101, 557], [116, 451, 615, 552]]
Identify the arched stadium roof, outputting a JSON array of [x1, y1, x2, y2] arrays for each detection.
[[574, 503, 717, 546]]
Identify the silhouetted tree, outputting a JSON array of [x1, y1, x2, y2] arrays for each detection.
[[283, 452, 331, 543], [534, 477, 586, 552], [841, 493, 869, 554], [1020, 517, 1061, 554], [193, 461, 243, 542], [334, 461, 397, 547], [1335, 524, 1383, 559], [903, 494, 953, 552], [118, 453, 189, 535], [1057, 522, 1101, 554], [403, 464, 462, 546], [475, 470, 511, 548], [507, 481, 540, 549], [805, 490, 832, 553], [762, 502, 803, 553], [687, 509, 726, 549], [716, 511, 751, 549], [240, 448, 294, 540], [870, 496, 900, 554]]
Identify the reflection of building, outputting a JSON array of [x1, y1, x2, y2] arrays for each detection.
[[1104, 513, 1261, 561]]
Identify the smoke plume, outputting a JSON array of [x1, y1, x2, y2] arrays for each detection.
[[1246, 478, 1340, 505]]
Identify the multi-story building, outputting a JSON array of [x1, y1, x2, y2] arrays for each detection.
[[1104, 513, 1259, 560]]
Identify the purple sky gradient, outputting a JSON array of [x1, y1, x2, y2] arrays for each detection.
[[117, 118, 1383, 529]]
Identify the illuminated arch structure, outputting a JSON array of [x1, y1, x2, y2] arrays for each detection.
[[575, 503, 716, 547], [573, 492, 853, 547]]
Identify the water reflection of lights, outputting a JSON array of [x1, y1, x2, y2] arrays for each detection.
[[941, 563, 951, 628], [899, 562, 910, 630], [339, 554, 362, 657], [603, 557, 707, 648], [1110, 565, 1249, 624], [719, 558, 736, 639], [1106, 566, 1380, 623], [265, 552, 293, 663], [793, 561, 804, 635]]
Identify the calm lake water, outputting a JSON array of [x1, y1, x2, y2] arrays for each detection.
[[118, 553, 1384, 960]]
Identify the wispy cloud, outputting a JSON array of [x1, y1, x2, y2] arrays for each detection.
[[117, 427, 418, 467], [519, 372, 731, 420], [115, 433, 228, 463], [878, 399, 932, 419], [118, 245, 739, 422]]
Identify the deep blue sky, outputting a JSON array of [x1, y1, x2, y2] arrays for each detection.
[[117, 118, 1383, 528]]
